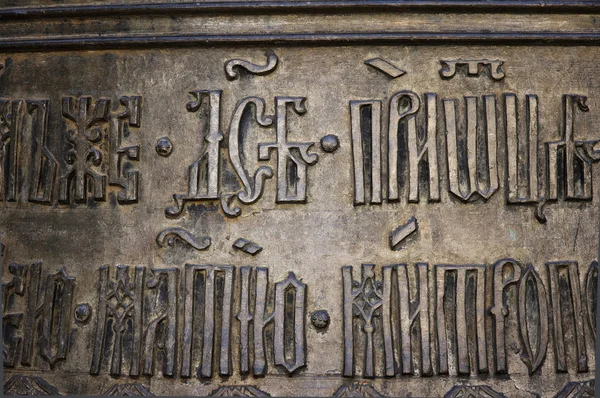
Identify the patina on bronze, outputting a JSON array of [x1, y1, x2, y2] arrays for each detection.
[[1, 1, 599, 397]]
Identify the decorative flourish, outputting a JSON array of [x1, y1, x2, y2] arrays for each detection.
[[332, 382, 383, 397], [444, 385, 507, 398], [210, 386, 271, 397], [4, 375, 61, 396], [390, 217, 418, 250], [233, 238, 263, 255], [225, 52, 278, 80], [220, 194, 242, 218], [554, 380, 595, 398], [440, 59, 505, 80], [102, 383, 154, 396], [156, 227, 211, 251], [535, 200, 548, 224], [365, 57, 406, 78]]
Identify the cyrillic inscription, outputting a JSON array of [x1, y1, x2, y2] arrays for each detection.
[[341, 261, 596, 378], [3, 262, 76, 368], [350, 91, 600, 221], [168, 92, 319, 218], [1, 22, 599, 397], [0, 95, 142, 206]]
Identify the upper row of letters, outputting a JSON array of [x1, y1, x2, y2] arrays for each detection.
[[0, 90, 598, 222]]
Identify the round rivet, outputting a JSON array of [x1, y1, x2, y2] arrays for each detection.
[[74, 303, 92, 323], [320, 135, 340, 153], [311, 310, 330, 329], [156, 137, 173, 157]]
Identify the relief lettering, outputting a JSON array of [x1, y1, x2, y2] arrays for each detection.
[[546, 95, 600, 201], [546, 261, 588, 373], [167, 91, 223, 217], [444, 96, 498, 201], [388, 91, 440, 202], [1, 261, 76, 369], [350, 100, 382, 205], [342, 264, 383, 378], [2, 263, 27, 367], [585, 261, 597, 343], [0, 95, 141, 206], [381, 263, 431, 376], [142, 268, 179, 376], [90, 265, 145, 376], [181, 264, 234, 378], [59, 96, 110, 203], [517, 265, 549, 374], [27, 100, 57, 204], [388, 91, 419, 202], [435, 264, 487, 375], [0, 99, 24, 202], [108, 96, 142, 204], [504, 94, 540, 203], [489, 259, 521, 374], [228, 97, 274, 205], [258, 97, 318, 203]]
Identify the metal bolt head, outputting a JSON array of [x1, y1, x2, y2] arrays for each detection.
[[320, 134, 340, 153], [155, 137, 173, 157], [74, 303, 91, 323], [311, 309, 330, 329]]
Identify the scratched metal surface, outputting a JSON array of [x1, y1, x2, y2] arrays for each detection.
[[0, 2, 599, 397]]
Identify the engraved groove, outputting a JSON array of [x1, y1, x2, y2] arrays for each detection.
[[4, 33, 600, 52]]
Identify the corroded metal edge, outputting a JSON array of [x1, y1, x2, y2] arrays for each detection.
[[1, 0, 600, 18]]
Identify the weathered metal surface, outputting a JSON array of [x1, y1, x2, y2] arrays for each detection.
[[1, 1, 599, 396]]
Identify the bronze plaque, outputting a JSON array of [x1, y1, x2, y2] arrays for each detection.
[[1, 1, 599, 396]]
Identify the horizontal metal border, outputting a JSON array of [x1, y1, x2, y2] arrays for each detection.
[[0, 1, 599, 51], [1, 0, 600, 19], [1, 32, 600, 52]]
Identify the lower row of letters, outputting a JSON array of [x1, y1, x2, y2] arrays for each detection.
[[2, 260, 597, 378]]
